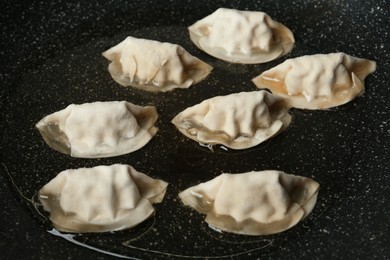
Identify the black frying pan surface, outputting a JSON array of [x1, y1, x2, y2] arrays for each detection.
[[1, 1, 389, 259]]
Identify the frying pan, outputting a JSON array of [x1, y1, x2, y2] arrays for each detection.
[[1, 0, 389, 259]]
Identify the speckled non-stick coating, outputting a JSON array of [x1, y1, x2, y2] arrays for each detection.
[[1, 1, 389, 259]]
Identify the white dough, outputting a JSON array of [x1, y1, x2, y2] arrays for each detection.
[[253, 53, 377, 109], [39, 164, 168, 233], [171, 91, 291, 150], [179, 170, 319, 235], [103, 36, 213, 92], [36, 101, 158, 158], [188, 8, 295, 64]]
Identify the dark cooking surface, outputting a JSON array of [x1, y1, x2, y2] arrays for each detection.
[[1, 0, 389, 259]]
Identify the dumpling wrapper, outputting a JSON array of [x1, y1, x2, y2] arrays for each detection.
[[36, 101, 158, 158], [253, 53, 377, 109], [38, 164, 168, 233], [188, 8, 295, 64], [171, 91, 291, 150], [102, 36, 213, 92], [179, 170, 319, 235]]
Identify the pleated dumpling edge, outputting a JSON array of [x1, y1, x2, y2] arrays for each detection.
[[39, 164, 168, 233], [179, 170, 319, 235], [188, 8, 295, 64], [253, 52, 377, 109], [36, 101, 158, 158], [172, 91, 291, 150], [103, 36, 213, 92]]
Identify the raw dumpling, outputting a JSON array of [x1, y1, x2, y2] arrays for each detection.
[[188, 8, 295, 64], [171, 91, 291, 150], [36, 101, 158, 158], [38, 164, 168, 233], [102, 36, 213, 92], [179, 170, 319, 235], [253, 53, 377, 109]]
